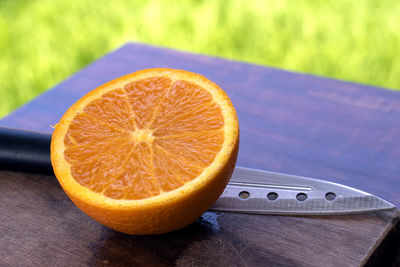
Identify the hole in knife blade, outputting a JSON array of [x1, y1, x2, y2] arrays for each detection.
[[239, 191, 250, 200], [325, 192, 336, 201], [267, 192, 278, 201], [296, 193, 307, 201]]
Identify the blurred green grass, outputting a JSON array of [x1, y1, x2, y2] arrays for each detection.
[[1, 0, 400, 118]]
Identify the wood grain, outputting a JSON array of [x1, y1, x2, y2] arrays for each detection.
[[0, 171, 398, 267]]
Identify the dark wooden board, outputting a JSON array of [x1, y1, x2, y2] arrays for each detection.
[[1, 170, 399, 267], [1, 43, 400, 266]]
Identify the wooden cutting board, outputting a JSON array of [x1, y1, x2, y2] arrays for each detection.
[[1, 43, 400, 266], [1, 170, 399, 266]]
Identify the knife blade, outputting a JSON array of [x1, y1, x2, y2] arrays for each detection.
[[0, 127, 396, 215], [210, 167, 396, 215]]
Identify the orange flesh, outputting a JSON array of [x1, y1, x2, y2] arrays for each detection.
[[63, 77, 225, 200]]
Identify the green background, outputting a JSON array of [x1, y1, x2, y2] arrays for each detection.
[[1, 0, 399, 118]]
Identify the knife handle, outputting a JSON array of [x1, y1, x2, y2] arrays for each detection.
[[0, 127, 53, 174]]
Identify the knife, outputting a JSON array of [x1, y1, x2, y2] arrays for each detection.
[[0, 127, 395, 215], [210, 167, 395, 215]]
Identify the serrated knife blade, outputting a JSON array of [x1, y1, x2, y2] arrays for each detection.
[[210, 167, 396, 215]]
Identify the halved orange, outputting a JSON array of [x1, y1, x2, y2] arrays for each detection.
[[51, 68, 239, 235]]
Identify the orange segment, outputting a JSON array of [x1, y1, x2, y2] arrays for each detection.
[[108, 142, 160, 200], [151, 80, 224, 136], [51, 68, 239, 235], [64, 137, 131, 165], [65, 113, 122, 145], [153, 144, 203, 192], [83, 88, 135, 131], [67, 138, 134, 191], [155, 130, 224, 168], [124, 76, 172, 129]]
